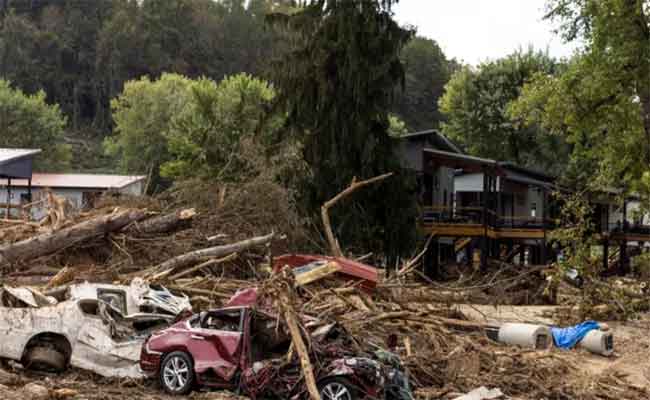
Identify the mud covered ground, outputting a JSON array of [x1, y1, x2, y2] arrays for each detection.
[[2, 307, 649, 400]]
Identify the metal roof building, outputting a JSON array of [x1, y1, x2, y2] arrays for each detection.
[[0, 148, 41, 217], [0, 148, 41, 179]]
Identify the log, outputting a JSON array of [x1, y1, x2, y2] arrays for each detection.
[[149, 232, 274, 275], [127, 208, 197, 235], [277, 286, 321, 400], [167, 253, 238, 281], [0, 208, 147, 268]]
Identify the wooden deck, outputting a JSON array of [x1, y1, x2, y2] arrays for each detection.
[[421, 222, 546, 240], [609, 232, 650, 242]]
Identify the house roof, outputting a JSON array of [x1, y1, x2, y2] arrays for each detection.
[[401, 129, 463, 154], [0, 173, 146, 190], [424, 148, 502, 174], [426, 148, 558, 189], [499, 162, 555, 183], [0, 148, 41, 166]]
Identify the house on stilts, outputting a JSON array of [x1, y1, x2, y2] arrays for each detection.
[[397, 129, 650, 278]]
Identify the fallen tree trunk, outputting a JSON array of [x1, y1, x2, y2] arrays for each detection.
[[149, 232, 274, 276], [0, 208, 147, 268], [126, 208, 197, 235]]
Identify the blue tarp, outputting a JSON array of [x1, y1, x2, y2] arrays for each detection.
[[551, 320, 601, 349]]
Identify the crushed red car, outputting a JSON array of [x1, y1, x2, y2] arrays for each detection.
[[140, 304, 412, 399]]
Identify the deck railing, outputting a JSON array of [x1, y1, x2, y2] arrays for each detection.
[[421, 206, 554, 229]]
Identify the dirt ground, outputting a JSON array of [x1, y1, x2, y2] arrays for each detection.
[[460, 304, 650, 390], [2, 305, 649, 400]]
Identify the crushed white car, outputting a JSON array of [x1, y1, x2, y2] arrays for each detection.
[[0, 279, 191, 378]]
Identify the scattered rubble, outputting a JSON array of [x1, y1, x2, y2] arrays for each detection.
[[0, 191, 648, 399]]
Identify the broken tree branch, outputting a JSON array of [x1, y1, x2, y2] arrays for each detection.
[[167, 253, 239, 282], [321, 173, 394, 257], [126, 208, 197, 235], [147, 232, 274, 277]]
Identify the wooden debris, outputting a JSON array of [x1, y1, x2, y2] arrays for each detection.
[[126, 208, 197, 235], [295, 261, 342, 286], [321, 173, 393, 257], [146, 232, 274, 278], [0, 208, 147, 268]]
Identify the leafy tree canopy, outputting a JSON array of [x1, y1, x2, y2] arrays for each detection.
[[439, 48, 568, 174], [107, 73, 280, 189], [393, 36, 457, 131], [510, 0, 650, 192], [0, 79, 70, 171], [106, 73, 194, 189], [162, 73, 280, 182]]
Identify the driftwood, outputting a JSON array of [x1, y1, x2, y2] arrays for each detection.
[[43, 190, 73, 230], [321, 173, 393, 257], [274, 276, 321, 400], [148, 232, 274, 277], [167, 253, 238, 281], [127, 208, 197, 235], [0, 208, 147, 268]]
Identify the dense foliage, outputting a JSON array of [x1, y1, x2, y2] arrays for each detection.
[[0, 0, 284, 132], [439, 49, 569, 174], [0, 79, 70, 170], [0, 0, 450, 149], [394, 36, 458, 131], [511, 0, 650, 192], [269, 0, 418, 260], [108, 73, 282, 190]]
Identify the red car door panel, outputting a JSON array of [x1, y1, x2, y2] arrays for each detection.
[[188, 329, 242, 381]]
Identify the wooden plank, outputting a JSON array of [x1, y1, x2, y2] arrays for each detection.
[[295, 261, 342, 286]]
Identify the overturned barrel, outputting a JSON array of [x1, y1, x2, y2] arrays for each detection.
[[578, 329, 614, 356], [497, 323, 552, 350]]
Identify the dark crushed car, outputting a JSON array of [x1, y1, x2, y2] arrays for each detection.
[[140, 305, 412, 399]]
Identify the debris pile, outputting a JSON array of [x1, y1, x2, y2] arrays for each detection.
[[0, 191, 647, 399]]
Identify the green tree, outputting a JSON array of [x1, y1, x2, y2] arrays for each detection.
[[106, 73, 193, 189], [393, 36, 455, 131], [439, 48, 567, 173], [268, 0, 417, 260], [162, 73, 279, 181], [509, 1, 650, 192], [0, 79, 70, 170]]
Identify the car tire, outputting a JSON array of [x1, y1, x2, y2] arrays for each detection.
[[159, 351, 194, 395], [24, 346, 66, 372], [318, 377, 357, 400]]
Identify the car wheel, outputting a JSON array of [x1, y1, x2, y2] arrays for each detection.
[[24, 346, 66, 372], [160, 351, 194, 395], [319, 378, 356, 400]]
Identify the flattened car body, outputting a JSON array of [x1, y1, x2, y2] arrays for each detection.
[[0, 280, 190, 378]]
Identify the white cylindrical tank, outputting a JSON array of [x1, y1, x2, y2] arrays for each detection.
[[497, 323, 552, 349], [578, 329, 614, 356]]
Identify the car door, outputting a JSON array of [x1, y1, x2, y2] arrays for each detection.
[[186, 309, 244, 382], [74, 299, 143, 378]]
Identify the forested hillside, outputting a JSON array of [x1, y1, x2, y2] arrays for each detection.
[[0, 0, 454, 171]]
